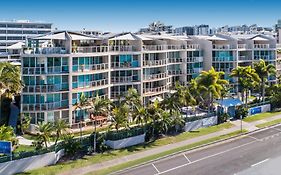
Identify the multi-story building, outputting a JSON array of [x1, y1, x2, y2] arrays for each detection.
[[174, 26, 195, 35], [0, 20, 52, 62], [20, 31, 278, 127]]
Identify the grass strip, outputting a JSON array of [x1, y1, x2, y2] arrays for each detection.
[[256, 118, 281, 128], [243, 111, 281, 122]]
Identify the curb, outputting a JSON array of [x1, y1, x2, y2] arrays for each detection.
[[110, 122, 281, 175]]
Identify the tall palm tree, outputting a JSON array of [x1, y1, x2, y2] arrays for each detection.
[[147, 99, 162, 138], [89, 95, 110, 152], [74, 93, 89, 139], [53, 119, 68, 145], [254, 59, 276, 103], [124, 88, 142, 122], [110, 103, 129, 131], [171, 110, 185, 133], [132, 106, 148, 126], [196, 67, 229, 114], [157, 111, 172, 135], [231, 66, 260, 108], [36, 122, 53, 148]]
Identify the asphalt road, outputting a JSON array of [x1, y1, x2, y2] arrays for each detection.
[[114, 125, 281, 175]]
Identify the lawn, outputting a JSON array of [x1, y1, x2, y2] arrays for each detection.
[[243, 111, 281, 122], [88, 129, 247, 175], [14, 145, 36, 153], [21, 122, 234, 175], [256, 118, 281, 128]]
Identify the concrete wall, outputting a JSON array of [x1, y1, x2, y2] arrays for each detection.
[[248, 104, 271, 115], [0, 149, 64, 175], [105, 133, 145, 149], [184, 116, 218, 132]]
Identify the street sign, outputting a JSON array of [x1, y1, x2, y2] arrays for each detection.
[[0, 141, 12, 155]]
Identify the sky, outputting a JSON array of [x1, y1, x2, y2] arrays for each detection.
[[0, 0, 280, 32]]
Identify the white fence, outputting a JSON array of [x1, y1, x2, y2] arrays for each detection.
[[184, 116, 218, 132], [105, 134, 146, 149], [0, 149, 64, 175]]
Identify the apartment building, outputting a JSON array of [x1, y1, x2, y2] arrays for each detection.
[[20, 31, 278, 127], [0, 20, 52, 62]]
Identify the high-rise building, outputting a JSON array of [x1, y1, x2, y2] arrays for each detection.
[[0, 20, 52, 62], [174, 26, 194, 35]]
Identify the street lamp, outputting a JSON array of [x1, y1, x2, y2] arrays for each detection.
[[240, 114, 243, 133]]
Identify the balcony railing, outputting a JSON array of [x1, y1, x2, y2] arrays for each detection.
[[111, 61, 139, 68], [75, 46, 108, 53], [23, 47, 67, 54], [109, 45, 138, 52], [238, 56, 252, 61], [168, 70, 183, 75], [254, 44, 270, 49], [22, 100, 69, 111], [111, 76, 139, 83], [73, 63, 109, 72], [254, 55, 275, 60], [187, 68, 203, 74], [212, 45, 235, 50], [143, 72, 167, 81], [213, 57, 235, 61], [217, 68, 233, 73], [22, 66, 69, 74], [186, 57, 203, 62], [143, 59, 166, 66], [73, 79, 108, 89], [168, 58, 183, 63], [142, 44, 200, 51], [143, 85, 170, 95], [23, 84, 69, 93]]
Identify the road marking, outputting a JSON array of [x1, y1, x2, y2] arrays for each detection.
[[152, 163, 160, 173], [183, 154, 191, 163], [251, 159, 269, 167], [272, 127, 281, 131], [247, 135, 261, 141], [156, 140, 256, 174]]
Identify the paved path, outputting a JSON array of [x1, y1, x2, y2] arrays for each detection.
[[17, 136, 33, 146], [57, 113, 281, 175], [118, 125, 281, 175]]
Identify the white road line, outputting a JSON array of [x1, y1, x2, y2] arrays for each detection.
[[152, 163, 160, 173], [247, 135, 261, 141], [156, 140, 256, 175], [251, 159, 269, 167], [183, 154, 191, 163]]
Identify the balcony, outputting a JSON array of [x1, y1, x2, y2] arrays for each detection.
[[186, 57, 203, 62], [73, 63, 109, 72], [111, 61, 139, 69], [73, 79, 108, 90], [254, 55, 275, 60], [109, 45, 138, 52], [23, 84, 69, 93], [187, 68, 203, 74], [168, 58, 183, 64], [238, 56, 252, 61], [75, 46, 108, 53], [143, 72, 167, 81], [213, 56, 235, 62], [254, 44, 270, 49], [22, 66, 69, 74], [217, 68, 233, 73], [111, 76, 139, 83], [143, 85, 170, 95], [142, 44, 200, 51], [212, 45, 235, 50], [22, 100, 69, 111], [23, 47, 67, 54], [143, 59, 166, 67]]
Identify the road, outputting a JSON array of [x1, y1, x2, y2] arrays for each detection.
[[114, 125, 281, 175]]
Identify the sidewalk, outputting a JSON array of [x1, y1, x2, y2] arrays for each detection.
[[57, 113, 281, 175]]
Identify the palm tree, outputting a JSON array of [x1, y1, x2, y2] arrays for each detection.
[[254, 59, 276, 103], [89, 95, 110, 152], [124, 88, 142, 122], [147, 99, 162, 138], [132, 106, 148, 126], [53, 119, 68, 145], [0, 125, 17, 143], [74, 92, 89, 140], [171, 110, 185, 133], [36, 122, 53, 148], [110, 103, 129, 131], [196, 67, 229, 114], [157, 111, 172, 135]]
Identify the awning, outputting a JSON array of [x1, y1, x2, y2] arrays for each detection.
[[34, 32, 66, 40], [69, 33, 98, 40], [109, 33, 139, 40], [135, 35, 153, 40], [207, 35, 227, 41], [150, 96, 164, 102], [6, 42, 25, 49], [216, 98, 243, 107], [251, 36, 268, 41]]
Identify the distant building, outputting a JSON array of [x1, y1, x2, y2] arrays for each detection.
[[0, 20, 52, 62], [80, 29, 103, 36], [275, 19, 281, 32], [174, 26, 194, 35], [194, 24, 209, 35], [139, 21, 173, 33]]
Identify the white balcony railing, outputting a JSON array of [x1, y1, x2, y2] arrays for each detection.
[[22, 100, 69, 111], [23, 47, 67, 54], [143, 72, 167, 81], [23, 84, 69, 93], [186, 57, 203, 62], [143, 59, 166, 66], [109, 45, 138, 52], [212, 44, 235, 50], [168, 58, 183, 63], [254, 44, 270, 49], [75, 46, 108, 53], [74, 79, 108, 89], [142, 44, 200, 51], [238, 56, 252, 61], [168, 70, 183, 75], [143, 85, 170, 95], [111, 76, 139, 83]]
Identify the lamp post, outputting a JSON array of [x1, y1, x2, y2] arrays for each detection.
[[240, 114, 243, 133]]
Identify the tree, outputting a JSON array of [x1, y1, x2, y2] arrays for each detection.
[[20, 114, 31, 134], [62, 134, 81, 156], [124, 88, 142, 122], [36, 122, 53, 148], [196, 67, 228, 114], [74, 92, 89, 139], [132, 106, 148, 126], [157, 111, 172, 135], [110, 103, 129, 131], [147, 99, 162, 138], [53, 119, 68, 145], [0, 125, 17, 145], [89, 95, 110, 152], [171, 110, 185, 133], [254, 59, 276, 103]]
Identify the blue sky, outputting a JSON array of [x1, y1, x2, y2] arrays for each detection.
[[0, 0, 280, 32]]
